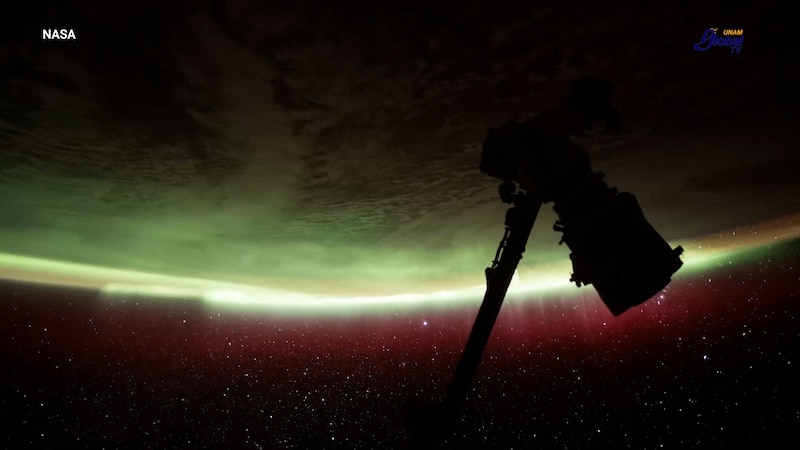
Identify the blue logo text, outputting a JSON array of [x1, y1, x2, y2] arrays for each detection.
[[693, 28, 744, 54]]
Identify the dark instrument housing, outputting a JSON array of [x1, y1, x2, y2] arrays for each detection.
[[480, 78, 683, 315]]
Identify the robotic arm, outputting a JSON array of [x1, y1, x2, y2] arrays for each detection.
[[402, 78, 683, 446]]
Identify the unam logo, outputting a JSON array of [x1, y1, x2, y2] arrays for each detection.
[[693, 27, 744, 54], [42, 28, 76, 40]]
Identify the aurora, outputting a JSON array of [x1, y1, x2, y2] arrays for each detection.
[[1, 216, 796, 315]]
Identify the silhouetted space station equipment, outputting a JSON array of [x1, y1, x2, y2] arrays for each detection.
[[402, 78, 684, 447]]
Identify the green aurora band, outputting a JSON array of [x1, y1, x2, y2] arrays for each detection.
[[1, 216, 797, 315]]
